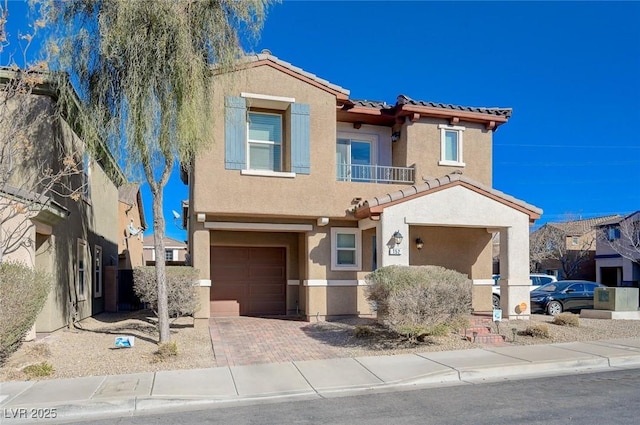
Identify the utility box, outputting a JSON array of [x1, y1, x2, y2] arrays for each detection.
[[594, 287, 639, 311]]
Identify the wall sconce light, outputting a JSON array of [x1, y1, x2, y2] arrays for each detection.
[[415, 237, 424, 250], [392, 230, 403, 245]]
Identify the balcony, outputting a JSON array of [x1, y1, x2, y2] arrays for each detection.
[[337, 164, 415, 184]]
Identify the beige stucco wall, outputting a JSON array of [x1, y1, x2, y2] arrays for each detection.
[[305, 285, 373, 320], [118, 200, 145, 269], [401, 118, 493, 186], [409, 226, 493, 278], [193, 65, 409, 220]]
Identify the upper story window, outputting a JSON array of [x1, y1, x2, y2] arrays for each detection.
[[438, 124, 465, 167], [248, 112, 283, 172], [224, 94, 310, 178], [336, 133, 377, 182], [571, 236, 579, 246], [607, 227, 620, 241]]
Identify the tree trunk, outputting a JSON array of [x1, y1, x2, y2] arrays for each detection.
[[152, 188, 170, 343]]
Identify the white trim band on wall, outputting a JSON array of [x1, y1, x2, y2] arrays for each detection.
[[303, 279, 368, 287], [204, 222, 313, 232], [472, 279, 495, 286], [195, 279, 212, 287]]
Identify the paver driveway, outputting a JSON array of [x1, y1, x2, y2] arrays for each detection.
[[209, 316, 345, 367]]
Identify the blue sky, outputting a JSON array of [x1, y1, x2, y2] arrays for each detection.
[[3, 1, 639, 242]]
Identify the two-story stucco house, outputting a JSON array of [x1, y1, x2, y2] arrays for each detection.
[[1, 68, 124, 332], [185, 51, 542, 321], [596, 211, 640, 287]]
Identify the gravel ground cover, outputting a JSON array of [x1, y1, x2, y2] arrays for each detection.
[[2, 311, 640, 382]]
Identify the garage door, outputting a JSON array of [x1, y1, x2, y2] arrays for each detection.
[[210, 246, 286, 316]]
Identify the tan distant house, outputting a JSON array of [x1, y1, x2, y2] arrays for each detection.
[[117, 183, 146, 269], [532, 215, 618, 281], [143, 234, 187, 266], [0, 68, 124, 332], [184, 51, 542, 320]]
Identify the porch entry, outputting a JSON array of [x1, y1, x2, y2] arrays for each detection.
[[210, 246, 286, 316]]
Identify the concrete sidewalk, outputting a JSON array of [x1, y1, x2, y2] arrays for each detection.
[[2, 337, 640, 424]]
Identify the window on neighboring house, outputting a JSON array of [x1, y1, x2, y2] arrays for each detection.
[[607, 227, 620, 241], [336, 134, 376, 182], [94, 245, 102, 298], [248, 112, 283, 171], [165, 249, 175, 261], [82, 153, 91, 200], [438, 124, 465, 166], [331, 228, 361, 271], [77, 239, 87, 301], [571, 237, 579, 246], [225, 94, 310, 177]]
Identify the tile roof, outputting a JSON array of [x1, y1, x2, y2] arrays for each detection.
[[355, 173, 542, 216], [546, 215, 621, 235], [346, 95, 512, 119], [239, 49, 350, 96], [118, 183, 140, 205], [396, 95, 512, 118], [143, 234, 186, 248]]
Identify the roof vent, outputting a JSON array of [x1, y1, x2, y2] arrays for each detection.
[[260, 49, 272, 55]]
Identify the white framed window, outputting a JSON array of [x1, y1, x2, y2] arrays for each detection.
[[607, 227, 620, 241], [438, 124, 465, 167], [331, 227, 361, 271], [94, 245, 102, 298], [336, 132, 378, 182], [571, 237, 579, 246], [77, 239, 87, 301], [165, 249, 175, 261], [247, 112, 283, 172]]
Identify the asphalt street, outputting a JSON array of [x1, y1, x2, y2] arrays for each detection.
[[56, 368, 640, 425]]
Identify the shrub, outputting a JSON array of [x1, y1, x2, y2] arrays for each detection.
[[0, 261, 52, 364], [365, 265, 472, 340], [153, 341, 178, 361], [133, 266, 200, 319], [23, 362, 54, 379], [353, 326, 373, 338], [553, 312, 579, 327], [522, 323, 550, 338]]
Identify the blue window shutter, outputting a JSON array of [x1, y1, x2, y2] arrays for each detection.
[[225, 96, 246, 170], [290, 103, 310, 174]]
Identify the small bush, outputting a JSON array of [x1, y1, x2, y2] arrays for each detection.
[[0, 261, 52, 364], [23, 362, 54, 379], [353, 326, 373, 338], [133, 266, 200, 319], [522, 323, 550, 338], [153, 341, 178, 361], [552, 312, 579, 327], [365, 265, 472, 340]]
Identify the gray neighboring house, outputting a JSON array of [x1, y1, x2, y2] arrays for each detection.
[[1, 68, 125, 332], [595, 211, 640, 287]]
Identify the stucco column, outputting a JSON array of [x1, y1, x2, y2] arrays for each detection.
[[498, 224, 532, 320], [379, 212, 409, 267], [192, 225, 211, 319]]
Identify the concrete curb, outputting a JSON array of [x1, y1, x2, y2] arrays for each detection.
[[3, 340, 640, 424]]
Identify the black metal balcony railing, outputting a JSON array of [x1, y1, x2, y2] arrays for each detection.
[[337, 164, 415, 184]]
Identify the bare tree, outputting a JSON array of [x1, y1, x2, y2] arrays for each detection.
[[529, 224, 594, 279], [597, 212, 640, 265], [43, 0, 272, 343]]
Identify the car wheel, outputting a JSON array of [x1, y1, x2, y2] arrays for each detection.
[[547, 300, 563, 316], [492, 295, 500, 310]]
